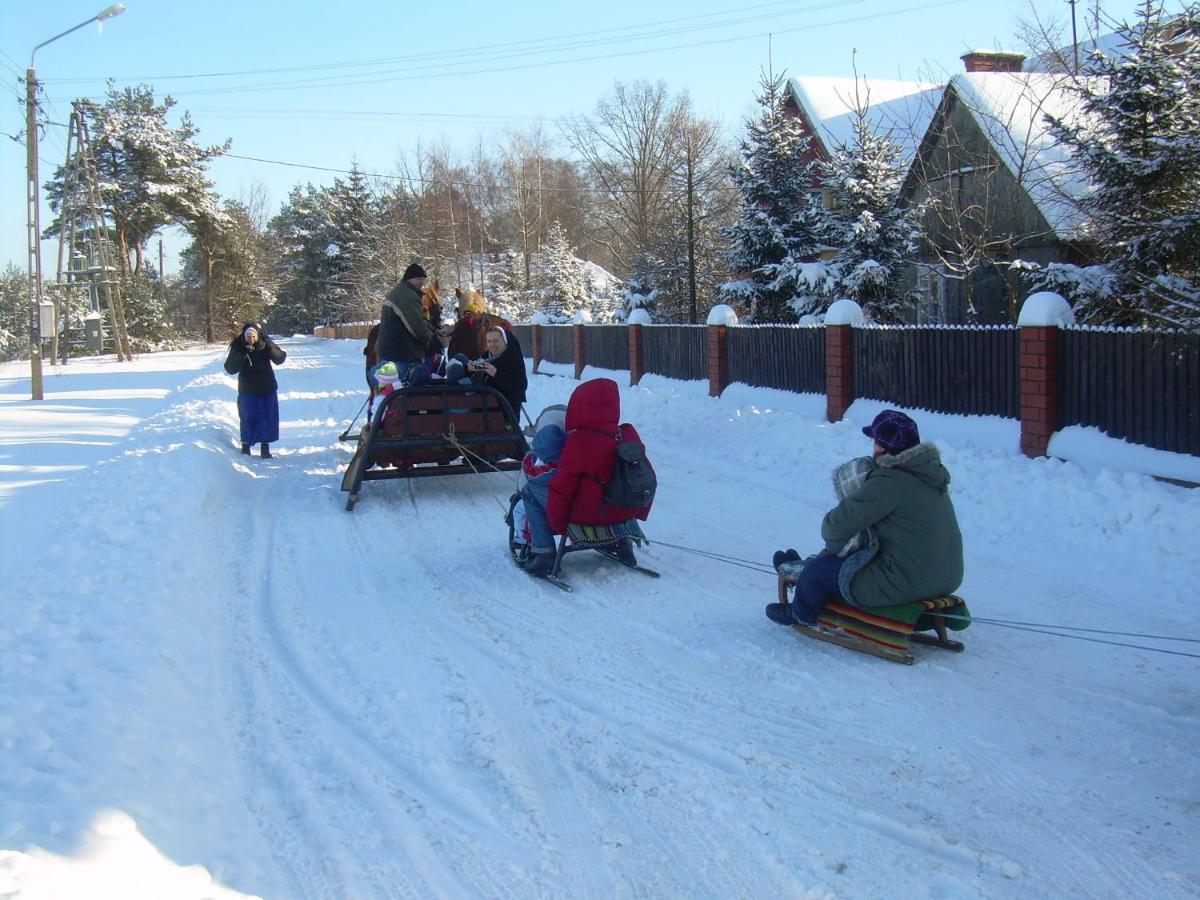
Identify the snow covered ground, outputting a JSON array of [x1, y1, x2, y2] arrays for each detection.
[[1, 338, 1198, 899]]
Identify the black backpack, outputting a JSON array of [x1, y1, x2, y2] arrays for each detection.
[[605, 436, 656, 509]]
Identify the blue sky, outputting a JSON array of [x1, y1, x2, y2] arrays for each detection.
[[0, 0, 1162, 276]]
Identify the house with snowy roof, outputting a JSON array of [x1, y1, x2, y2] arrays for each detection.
[[785, 75, 942, 168], [896, 50, 1104, 323]]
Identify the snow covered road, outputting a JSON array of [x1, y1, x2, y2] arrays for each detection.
[[1, 338, 1197, 898]]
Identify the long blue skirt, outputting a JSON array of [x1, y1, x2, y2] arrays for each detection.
[[238, 392, 280, 445]]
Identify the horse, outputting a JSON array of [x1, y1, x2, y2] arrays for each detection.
[[448, 287, 513, 359]]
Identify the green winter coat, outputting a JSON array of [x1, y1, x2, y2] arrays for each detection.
[[377, 278, 434, 366], [821, 442, 963, 607]]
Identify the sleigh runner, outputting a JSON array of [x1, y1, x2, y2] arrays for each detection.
[[776, 566, 970, 665], [505, 493, 658, 590], [341, 383, 527, 510]]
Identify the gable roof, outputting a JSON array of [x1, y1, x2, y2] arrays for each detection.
[[787, 76, 942, 165], [947, 71, 1106, 240]]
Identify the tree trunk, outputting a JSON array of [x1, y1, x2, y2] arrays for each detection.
[[686, 148, 697, 324], [205, 250, 216, 344]]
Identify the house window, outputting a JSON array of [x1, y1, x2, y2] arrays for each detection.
[[916, 265, 948, 323]]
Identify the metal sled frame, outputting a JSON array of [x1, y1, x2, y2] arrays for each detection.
[[506, 493, 652, 579], [776, 573, 966, 665], [342, 384, 527, 510]]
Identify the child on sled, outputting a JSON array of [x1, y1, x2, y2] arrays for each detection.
[[511, 424, 567, 557]]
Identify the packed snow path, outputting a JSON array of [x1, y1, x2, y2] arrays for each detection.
[[1, 338, 1197, 899]]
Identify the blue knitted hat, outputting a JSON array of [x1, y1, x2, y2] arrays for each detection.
[[531, 424, 566, 463]]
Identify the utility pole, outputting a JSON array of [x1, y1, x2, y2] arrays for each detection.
[[25, 68, 44, 400], [26, 4, 127, 397]]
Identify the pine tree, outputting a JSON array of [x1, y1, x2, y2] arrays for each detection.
[[721, 70, 821, 322], [44, 85, 229, 277], [1048, 1, 1200, 327], [622, 252, 664, 320], [0, 264, 28, 362], [324, 162, 376, 321], [818, 99, 923, 322], [270, 184, 338, 333], [536, 221, 585, 319]]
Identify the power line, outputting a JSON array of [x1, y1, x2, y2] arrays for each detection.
[[38, 0, 863, 84], [48, 0, 965, 100], [223, 151, 660, 197]]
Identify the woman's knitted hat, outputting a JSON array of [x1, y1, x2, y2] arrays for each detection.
[[862, 409, 920, 454]]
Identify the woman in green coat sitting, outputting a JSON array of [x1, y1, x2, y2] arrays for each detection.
[[766, 410, 964, 627]]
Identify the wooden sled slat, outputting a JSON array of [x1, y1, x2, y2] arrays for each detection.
[[777, 570, 968, 664], [791, 622, 915, 665]]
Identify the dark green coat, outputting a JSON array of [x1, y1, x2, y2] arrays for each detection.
[[377, 279, 434, 366], [821, 442, 963, 607]]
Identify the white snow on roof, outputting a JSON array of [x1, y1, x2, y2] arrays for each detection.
[[949, 71, 1106, 240], [788, 76, 942, 163]]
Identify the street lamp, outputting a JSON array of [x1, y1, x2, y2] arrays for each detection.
[[25, 3, 125, 400]]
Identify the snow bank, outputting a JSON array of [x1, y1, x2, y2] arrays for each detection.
[[1, 342, 1197, 898]]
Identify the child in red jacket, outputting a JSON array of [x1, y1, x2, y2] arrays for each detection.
[[522, 378, 653, 575]]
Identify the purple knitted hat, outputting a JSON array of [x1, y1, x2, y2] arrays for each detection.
[[862, 410, 920, 454]]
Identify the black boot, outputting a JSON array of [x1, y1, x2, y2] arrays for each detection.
[[241, 443, 251, 456], [765, 602, 796, 625], [260, 443, 272, 459], [772, 548, 800, 570], [524, 551, 556, 576]]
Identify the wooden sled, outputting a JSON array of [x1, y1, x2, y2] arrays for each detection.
[[341, 384, 527, 511], [776, 570, 968, 665]]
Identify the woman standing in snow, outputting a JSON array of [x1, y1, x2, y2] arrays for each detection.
[[224, 323, 286, 458]]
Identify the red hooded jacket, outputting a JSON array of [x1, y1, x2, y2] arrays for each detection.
[[546, 378, 653, 533]]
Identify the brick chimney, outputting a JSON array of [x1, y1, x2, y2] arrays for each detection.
[[960, 50, 1027, 73]]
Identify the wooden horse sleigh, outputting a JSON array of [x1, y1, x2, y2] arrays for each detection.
[[776, 562, 970, 665], [340, 383, 527, 511]]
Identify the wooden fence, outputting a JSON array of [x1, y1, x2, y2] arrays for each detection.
[[1061, 328, 1199, 456], [318, 319, 1199, 461], [854, 327, 1019, 419], [727, 325, 826, 395], [641, 325, 707, 381]]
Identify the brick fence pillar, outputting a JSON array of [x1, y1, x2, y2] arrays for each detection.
[[531, 324, 542, 374], [708, 324, 729, 397], [573, 323, 586, 380], [629, 324, 644, 386], [826, 323, 855, 422], [1019, 325, 1061, 457]]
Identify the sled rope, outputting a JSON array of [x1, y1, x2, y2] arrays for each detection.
[[938, 617, 1200, 660], [441, 428, 516, 514], [649, 538, 775, 575], [933, 613, 1200, 644], [653, 540, 1200, 656]]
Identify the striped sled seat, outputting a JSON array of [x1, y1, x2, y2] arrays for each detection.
[[776, 567, 970, 665], [506, 493, 656, 581]]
